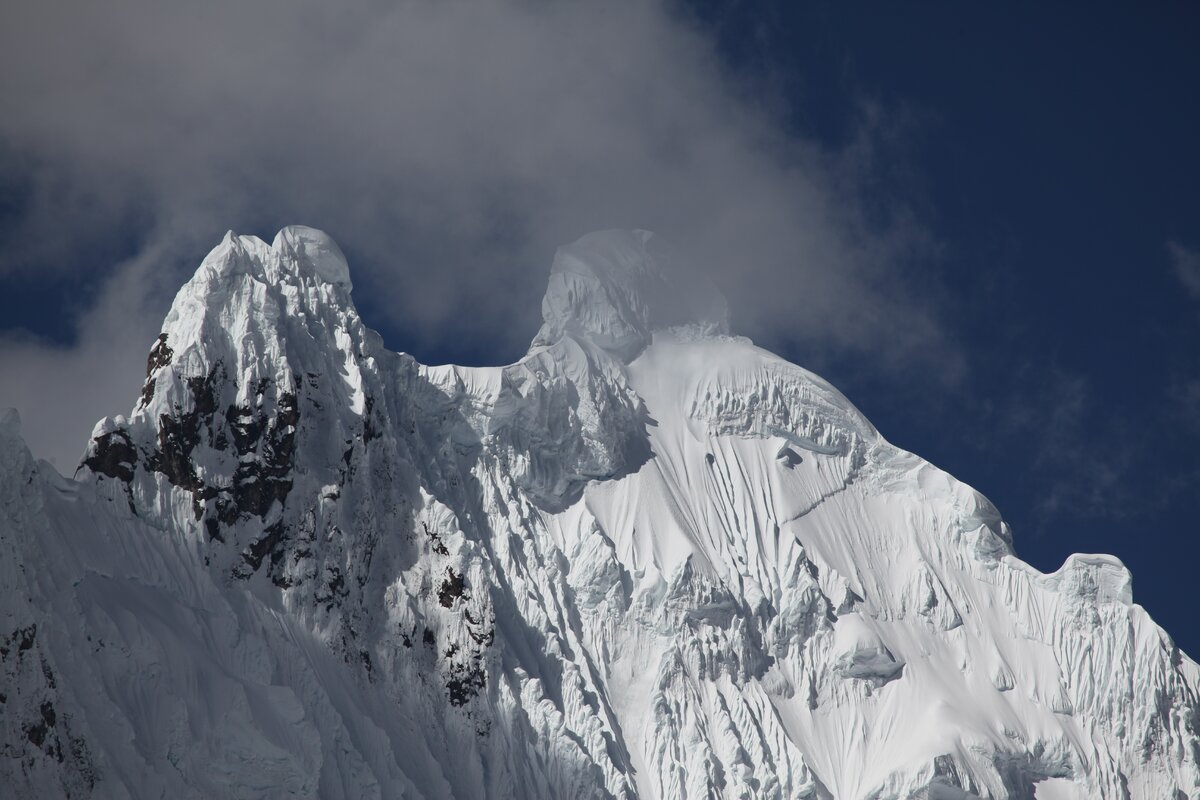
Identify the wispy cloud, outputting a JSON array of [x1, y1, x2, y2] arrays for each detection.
[[0, 237, 179, 471], [0, 0, 949, 467], [965, 362, 1137, 530], [1168, 241, 1200, 298]]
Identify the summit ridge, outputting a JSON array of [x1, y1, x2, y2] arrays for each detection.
[[532, 229, 728, 360], [0, 228, 1197, 799]]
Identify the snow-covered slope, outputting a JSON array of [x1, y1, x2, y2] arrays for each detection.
[[2, 227, 1197, 799]]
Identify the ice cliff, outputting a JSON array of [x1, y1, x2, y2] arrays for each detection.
[[1, 227, 1197, 799]]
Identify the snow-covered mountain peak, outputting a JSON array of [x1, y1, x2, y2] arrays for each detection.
[[7, 228, 1200, 799], [531, 229, 728, 360], [78, 225, 382, 573], [192, 225, 353, 292], [156, 225, 366, 379], [272, 225, 353, 289]]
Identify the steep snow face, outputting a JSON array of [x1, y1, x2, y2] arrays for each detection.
[[2, 229, 1198, 799]]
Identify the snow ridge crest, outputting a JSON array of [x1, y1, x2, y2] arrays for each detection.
[[5, 227, 1199, 800], [193, 224, 353, 294]]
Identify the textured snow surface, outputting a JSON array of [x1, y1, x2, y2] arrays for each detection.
[[2, 229, 1198, 799]]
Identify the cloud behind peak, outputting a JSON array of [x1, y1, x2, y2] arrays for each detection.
[[0, 0, 950, 467]]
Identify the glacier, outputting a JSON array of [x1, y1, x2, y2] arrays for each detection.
[[1, 225, 1197, 799]]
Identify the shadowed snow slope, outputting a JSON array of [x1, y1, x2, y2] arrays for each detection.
[[2, 228, 1197, 799]]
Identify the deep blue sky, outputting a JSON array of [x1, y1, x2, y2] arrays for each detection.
[[1, 2, 1197, 654], [683, 1, 1200, 651]]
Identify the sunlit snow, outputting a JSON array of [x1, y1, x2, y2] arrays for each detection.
[[1, 229, 1196, 798]]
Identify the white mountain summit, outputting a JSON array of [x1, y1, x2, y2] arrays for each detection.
[[1, 227, 1197, 799]]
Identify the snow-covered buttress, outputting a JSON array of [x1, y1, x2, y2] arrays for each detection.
[[1, 227, 1197, 799]]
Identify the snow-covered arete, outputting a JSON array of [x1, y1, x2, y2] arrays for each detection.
[[1, 228, 1196, 798]]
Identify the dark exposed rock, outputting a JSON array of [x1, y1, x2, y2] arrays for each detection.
[[438, 568, 466, 608], [150, 413, 203, 490], [17, 624, 37, 652], [462, 606, 495, 647], [223, 391, 301, 575], [147, 370, 300, 551], [24, 702, 56, 750], [467, 625, 495, 647], [1, 624, 37, 662], [22, 703, 65, 762], [227, 405, 263, 455], [314, 566, 348, 609], [41, 700, 56, 728], [41, 656, 56, 689], [69, 736, 97, 788], [204, 518, 224, 543], [147, 369, 222, 492], [193, 376, 218, 412], [330, 568, 347, 598], [138, 376, 157, 409], [145, 333, 173, 376], [446, 660, 487, 706], [239, 522, 287, 574], [423, 522, 449, 556], [226, 390, 299, 519], [216, 494, 238, 526], [776, 446, 803, 468], [363, 396, 379, 443], [232, 465, 290, 518], [276, 390, 299, 428], [26, 720, 47, 748], [84, 430, 136, 482]]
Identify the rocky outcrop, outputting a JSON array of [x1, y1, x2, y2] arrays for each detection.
[[1, 229, 1197, 799]]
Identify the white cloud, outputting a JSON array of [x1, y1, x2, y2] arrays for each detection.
[[0, 238, 181, 471], [0, 0, 954, 464], [1168, 240, 1200, 298]]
